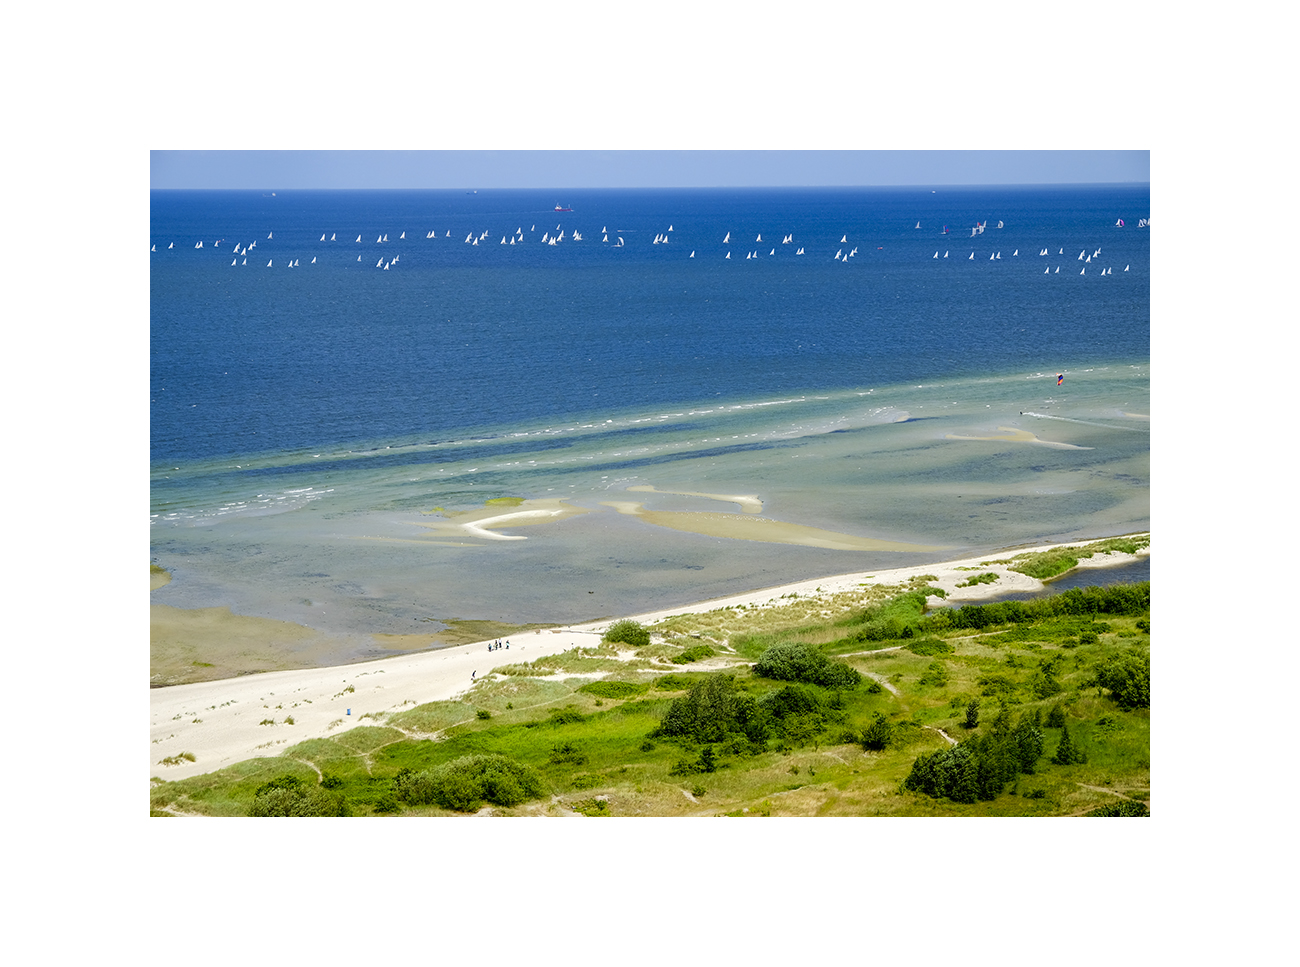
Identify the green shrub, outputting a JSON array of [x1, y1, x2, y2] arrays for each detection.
[[548, 706, 588, 725], [1094, 649, 1150, 710], [670, 644, 716, 664], [579, 680, 650, 699], [475, 709, 491, 720], [656, 674, 770, 745], [905, 638, 953, 656], [603, 620, 651, 648], [549, 742, 588, 765], [393, 755, 543, 812], [249, 776, 349, 817], [754, 642, 861, 689], [861, 713, 893, 751], [918, 661, 949, 688], [654, 673, 699, 691], [1086, 799, 1150, 817]]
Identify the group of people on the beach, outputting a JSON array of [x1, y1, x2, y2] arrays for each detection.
[[472, 640, 511, 681]]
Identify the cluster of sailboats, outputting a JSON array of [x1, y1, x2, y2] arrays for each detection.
[[154, 216, 1146, 270]]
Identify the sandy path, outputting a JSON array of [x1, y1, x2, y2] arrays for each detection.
[[150, 537, 1146, 783]]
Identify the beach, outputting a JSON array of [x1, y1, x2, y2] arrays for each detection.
[[150, 536, 1148, 783]]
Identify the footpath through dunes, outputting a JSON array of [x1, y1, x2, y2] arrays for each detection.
[[148, 535, 1148, 784]]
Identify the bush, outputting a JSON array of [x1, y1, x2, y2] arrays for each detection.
[[670, 644, 716, 664], [1094, 649, 1150, 710], [579, 680, 650, 699], [475, 709, 491, 720], [603, 620, 651, 648], [861, 713, 893, 751], [918, 661, 949, 688], [548, 706, 588, 725], [1086, 799, 1150, 817], [249, 776, 349, 817], [393, 755, 544, 812], [656, 674, 770, 745], [754, 642, 861, 689], [905, 637, 953, 656]]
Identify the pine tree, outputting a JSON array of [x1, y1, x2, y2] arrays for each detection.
[[965, 699, 980, 730], [1052, 723, 1087, 765]]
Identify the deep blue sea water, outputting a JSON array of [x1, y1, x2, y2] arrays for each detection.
[[151, 186, 1149, 656]]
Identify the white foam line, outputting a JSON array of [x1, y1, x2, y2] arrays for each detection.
[[1021, 412, 1149, 432]]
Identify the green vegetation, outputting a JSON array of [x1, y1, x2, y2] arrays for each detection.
[[956, 572, 999, 588], [603, 620, 651, 648], [1006, 536, 1150, 581], [148, 575, 1150, 817], [753, 642, 862, 689], [670, 644, 716, 664]]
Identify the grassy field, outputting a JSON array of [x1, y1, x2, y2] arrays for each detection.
[[150, 577, 1150, 818]]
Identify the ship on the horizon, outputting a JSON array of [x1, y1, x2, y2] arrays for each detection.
[[554, 203, 573, 212]]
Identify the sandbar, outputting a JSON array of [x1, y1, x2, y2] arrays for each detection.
[[601, 500, 941, 551], [944, 426, 1093, 450], [412, 498, 588, 542], [626, 484, 763, 514]]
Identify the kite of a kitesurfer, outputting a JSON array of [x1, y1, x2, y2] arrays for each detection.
[[1057, 372, 1064, 386]]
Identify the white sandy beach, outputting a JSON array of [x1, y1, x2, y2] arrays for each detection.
[[149, 537, 1148, 783]]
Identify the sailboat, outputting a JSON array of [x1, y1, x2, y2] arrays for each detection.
[[231, 259, 236, 266], [944, 251, 948, 258], [723, 232, 730, 243], [195, 241, 202, 248], [840, 235, 847, 243], [1012, 250, 1018, 256], [997, 221, 1004, 228], [933, 252, 938, 258], [267, 259, 272, 267], [356, 235, 362, 242], [1124, 265, 1129, 271], [320, 234, 326, 241], [331, 233, 336, 241], [915, 222, 921, 229], [151, 244, 155, 252], [268, 232, 273, 239], [725, 251, 730, 259], [400, 232, 405, 239], [668, 225, 673, 231], [689, 251, 694, 257], [969, 252, 974, 260], [756, 234, 762, 242], [770, 249, 774, 255], [1116, 219, 1124, 227], [311, 257, 316, 263], [796, 248, 804, 255], [1045, 267, 1049, 273]]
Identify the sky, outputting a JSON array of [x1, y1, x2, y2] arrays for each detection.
[[150, 150, 1149, 190]]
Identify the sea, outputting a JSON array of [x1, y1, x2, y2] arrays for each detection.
[[151, 185, 1150, 658]]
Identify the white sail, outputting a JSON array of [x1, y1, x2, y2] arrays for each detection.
[[331, 233, 336, 241], [969, 252, 974, 259], [723, 232, 730, 243], [934, 251, 938, 258], [668, 225, 673, 231], [725, 251, 730, 259], [689, 251, 694, 257], [915, 222, 921, 229], [168, 242, 173, 249], [1124, 265, 1129, 271], [195, 241, 202, 248], [268, 232, 272, 239], [231, 258, 236, 266], [267, 259, 272, 266], [311, 257, 316, 263], [944, 251, 948, 258], [400, 232, 405, 239], [321, 234, 326, 241], [840, 235, 847, 243], [356, 235, 362, 242]]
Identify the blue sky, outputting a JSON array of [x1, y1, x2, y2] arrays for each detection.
[[150, 150, 1149, 190]]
